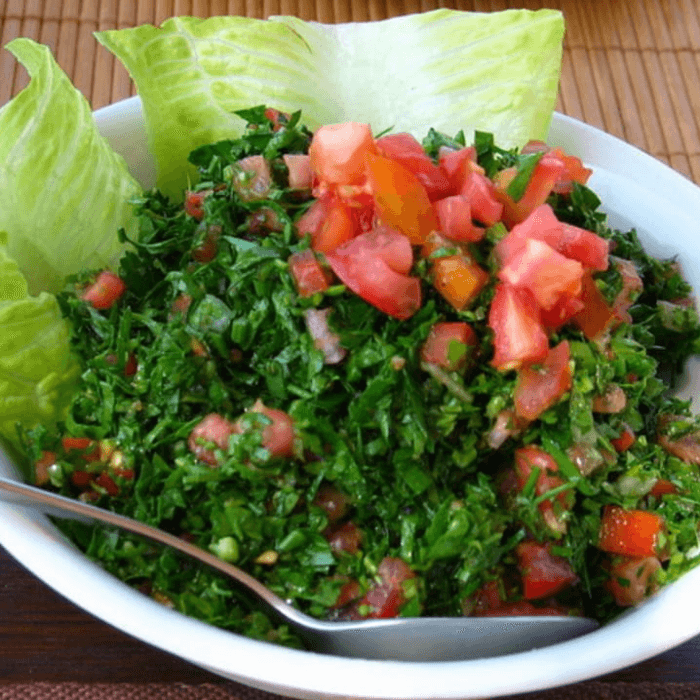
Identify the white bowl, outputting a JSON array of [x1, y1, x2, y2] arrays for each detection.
[[1, 97, 699, 699]]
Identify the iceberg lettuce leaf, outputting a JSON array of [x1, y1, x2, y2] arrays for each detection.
[[96, 9, 564, 198], [0, 38, 142, 294], [0, 244, 80, 448]]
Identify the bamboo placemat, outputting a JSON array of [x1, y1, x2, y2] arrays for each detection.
[[2, 0, 700, 184]]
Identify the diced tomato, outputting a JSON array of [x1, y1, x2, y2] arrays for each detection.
[[494, 204, 561, 266], [263, 107, 289, 131], [513, 445, 573, 535], [488, 284, 549, 371], [514, 341, 572, 421], [325, 521, 363, 555], [611, 425, 636, 452], [558, 223, 609, 271], [297, 196, 357, 253], [62, 437, 101, 462], [288, 250, 331, 297], [494, 154, 566, 227], [516, 541, 578, 600], [433, 194, 484, 243], [34, 450, 56, 486], [498, 238, 583, 311], [495, 204, 608, 272], [375, 133, 451, 200], [81, 271, 126, 310], [649, 479, 678, 498], [313, 484, 351, 522], [169, 294, 192, 320], [607, 555, 661, 606], [309, 122, 376, 187], [231, 155, 272, 201], [420, 322, 477, 371], [283, 154, 312, 190], [188, 413, 237, 466], [520, 142, 592, 194], [431, 255, 489, 312], [571, 273, 617, 340], [184, 189, 210, 220], [123, 352, 138, 377], [346, 224, 414, 275], [239, 399, 295, 459], [598, 506, 664, 558], [351, 557, 417, 619], [365, 153, 439, 244], [592, 384, 627, 414], [438, 146, 480, 194], [333, 579, 363, 609], [467, 580, 570, 617], [657, 414, 700, 465], [192, 224, 221, 263], [94, 472, 119, 497], [610, 257, 643, 323], [326, 228, 421, 320], [71, 470, 93, 488], [540, 293, 586, 331], [549, 148, 593, 194], [460, 170, 503, 226]]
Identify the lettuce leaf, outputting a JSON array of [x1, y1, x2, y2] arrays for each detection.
[[0, 38, 142, 294], [0, 242, 80, 449], [96, 9, 564, 198], [0, 38, 142, 446]]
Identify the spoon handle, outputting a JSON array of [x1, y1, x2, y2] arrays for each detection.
[[0, 475, 300, 624]]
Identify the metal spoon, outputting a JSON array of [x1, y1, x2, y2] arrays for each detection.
[[0, 475, 598, 662]]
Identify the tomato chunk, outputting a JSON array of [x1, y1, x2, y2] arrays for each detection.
[[514, 341, 572, 421], [288, 250, 331, 297], [488, 284, 549, 371], [516, 541, 578, 600], [495, 154, 565, 227], [188, 413, 237, 466], [232, 155, 272, 201], [420, 322, 477, 371], [431, 255, 489, 312], [460, 170, 503, 226], [237, 400, 295, 459], [433, 194, 484, 243], [351, 557, 417, 619], [375, 133, 451, 200], [611, 425, 636, 452], [607, 555, 661, 606], [498, 238, 583, 311], [438, 146, 479, 194], [571, 273, 617, 340], [184, 189, 210, 220], [309, 122, 376, 187], [81, 271, 126, 310], [598, 506, 664, 558], [365, 152, 439, 244], [513, 445, 573, 535], [326, 228, 421, 320], [283, 154, 312, 190], [297, 196, 357, 253]]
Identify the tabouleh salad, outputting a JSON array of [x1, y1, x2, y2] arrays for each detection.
[[17, 106, 700, 647], [1, 11, 700, 651]]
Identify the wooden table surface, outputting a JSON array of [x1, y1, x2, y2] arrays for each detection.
[[2, 1, 700, 697]]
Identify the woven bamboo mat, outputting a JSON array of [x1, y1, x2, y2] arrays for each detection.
[[2, 0, 700, 184]]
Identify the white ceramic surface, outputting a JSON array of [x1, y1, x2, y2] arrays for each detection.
[[1, 97, 699, 699]]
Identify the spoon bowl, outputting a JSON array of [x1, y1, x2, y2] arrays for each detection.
[[0, 474, 597, 661]]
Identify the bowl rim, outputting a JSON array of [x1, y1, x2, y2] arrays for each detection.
[[1, 97, 699, 699]]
